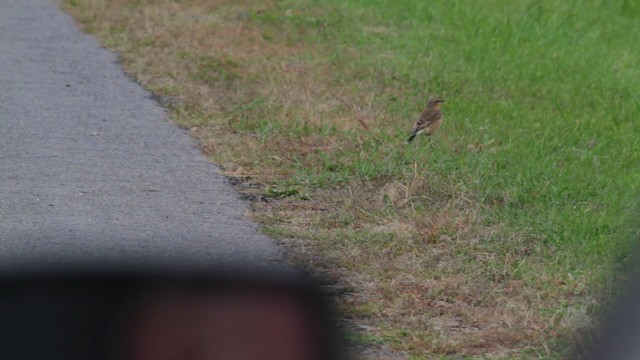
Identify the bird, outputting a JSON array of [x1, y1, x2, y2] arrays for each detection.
[[407, 98, 445, 143]]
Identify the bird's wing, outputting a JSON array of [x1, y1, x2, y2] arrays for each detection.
[[415, 108, 442, 128]]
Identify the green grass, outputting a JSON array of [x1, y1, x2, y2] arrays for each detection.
[[63, 0, 640, 357], [251, 0, 640, 298], [265, 0, 640, 270]]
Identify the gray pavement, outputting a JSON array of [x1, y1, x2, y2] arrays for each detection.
[[0, 0, 281, 269]]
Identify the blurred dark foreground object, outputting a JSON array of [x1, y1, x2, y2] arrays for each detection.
[[584, 265, 640, 360], [0, 265, 344, 360]]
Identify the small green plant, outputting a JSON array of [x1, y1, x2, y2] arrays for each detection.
[[265, 187, 300, 199]]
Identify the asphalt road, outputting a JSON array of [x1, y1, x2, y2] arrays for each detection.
[[0, 0, 281, 269]]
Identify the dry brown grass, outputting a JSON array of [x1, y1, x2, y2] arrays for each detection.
[[115, 0, 392, 181], [64, 0, 599, 357], [252, 177, 580, 357]]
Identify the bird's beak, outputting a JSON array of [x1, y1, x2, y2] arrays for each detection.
[[439, 99, 446, 102]]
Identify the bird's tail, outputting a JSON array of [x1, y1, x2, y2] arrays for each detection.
[[407, 127, 421, 143]]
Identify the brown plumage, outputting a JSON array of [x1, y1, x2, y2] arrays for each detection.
[[407, 98, 445, 143]]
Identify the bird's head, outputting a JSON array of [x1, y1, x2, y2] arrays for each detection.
[[428, 98, 446, 107]]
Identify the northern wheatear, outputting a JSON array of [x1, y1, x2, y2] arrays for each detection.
[[407, 98, 445, 143]]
